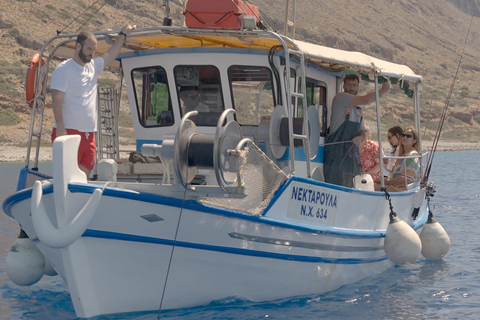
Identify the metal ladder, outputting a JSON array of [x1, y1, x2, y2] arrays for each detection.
[[96, 87, 120, 161], [272, 32, 311, 177], [286, 43, 311, 177]]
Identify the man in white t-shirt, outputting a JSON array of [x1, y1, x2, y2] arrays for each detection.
[[51, 24, 135, 177], [324, 74, 390, 187]]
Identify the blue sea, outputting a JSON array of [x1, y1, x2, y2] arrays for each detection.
[[1, 151, 479, 319]]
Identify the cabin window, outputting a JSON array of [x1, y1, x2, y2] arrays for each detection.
[[131, 66, 173, 127], [228, 66, 275, 126], [305, 78, 327, 136], [174, 65, 224, 126]]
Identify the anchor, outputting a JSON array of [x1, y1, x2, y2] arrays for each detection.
[[31, 135, 103, 248]]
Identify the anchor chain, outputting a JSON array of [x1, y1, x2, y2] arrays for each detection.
[[382, 187, 397, 222], [425, 182, 437, 223]]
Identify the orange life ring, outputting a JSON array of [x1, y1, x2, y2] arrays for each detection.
[[25, 53, 46, 108]]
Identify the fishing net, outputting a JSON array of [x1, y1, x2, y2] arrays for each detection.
[[199, 141, 288, 216]]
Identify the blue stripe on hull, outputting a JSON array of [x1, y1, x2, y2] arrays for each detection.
[[4, 181, 427, 239], [83, 229, 387, 264]]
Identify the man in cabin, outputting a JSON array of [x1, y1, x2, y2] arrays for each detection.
[[179, 86, 210, 114], [50, 24, 135, 178], [324, 73, 390, 187]]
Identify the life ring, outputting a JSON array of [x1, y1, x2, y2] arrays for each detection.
[[25, 53, 46, 108]]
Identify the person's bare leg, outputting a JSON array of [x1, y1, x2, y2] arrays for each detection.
[[79, 164, 91, 179]]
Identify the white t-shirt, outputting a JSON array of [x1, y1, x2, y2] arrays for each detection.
[[183, 101, 210, 114], [51, 57, 105, 132], [329, 92, 365, 134], [195, 102, 210, 112]]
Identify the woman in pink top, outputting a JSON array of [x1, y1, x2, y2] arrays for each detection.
[[360, 122, 382, 180]]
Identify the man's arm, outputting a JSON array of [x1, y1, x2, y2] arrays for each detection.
[[351, 81, 390, 106], [52, 89, 67, 137], [352, 129, 366, 146], [101, 24, 136, 67]]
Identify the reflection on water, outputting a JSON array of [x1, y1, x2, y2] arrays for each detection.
[[418, 260, 450, 284]]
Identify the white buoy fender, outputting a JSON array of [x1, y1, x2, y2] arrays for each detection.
[[6, 237, 45, 286], [420, 217, 450, 260], [43, 258, 58, 276], [384, 215, 422, 266], [31, 180, 103, 248]]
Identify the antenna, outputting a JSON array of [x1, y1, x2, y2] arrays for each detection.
[[284, 0, 296, 38], [162, 0, 172, 26]]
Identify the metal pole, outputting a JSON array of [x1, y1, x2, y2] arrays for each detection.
[[374, 73, 386, 188], [284, 0, 290, 36], [291, 0, 296, 38]]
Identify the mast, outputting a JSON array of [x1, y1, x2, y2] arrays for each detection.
[[284, 0, 296, 38]]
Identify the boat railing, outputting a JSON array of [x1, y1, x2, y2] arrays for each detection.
[[381, 151, 428, 189]]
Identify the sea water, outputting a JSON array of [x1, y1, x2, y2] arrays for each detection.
[[0, 151, 479, 319]]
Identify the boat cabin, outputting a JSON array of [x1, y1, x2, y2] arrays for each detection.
[[25, 23, 422, 192]]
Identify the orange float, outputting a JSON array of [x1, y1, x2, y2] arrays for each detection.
[[184, 0, 259, 30], [25, 53, 46, 108]]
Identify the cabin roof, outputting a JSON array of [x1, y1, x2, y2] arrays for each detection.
[[47, 26, 421, 83]]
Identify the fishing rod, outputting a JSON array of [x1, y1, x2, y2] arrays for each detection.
[[423, 13, 474, 183], [422, 99, 434, 137]]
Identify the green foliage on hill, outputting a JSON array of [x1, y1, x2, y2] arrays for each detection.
[[1, 0, 480, 145], [0, 108, 21, 126]]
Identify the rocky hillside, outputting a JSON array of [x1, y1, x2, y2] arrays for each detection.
[[1, 0, 480, 146]]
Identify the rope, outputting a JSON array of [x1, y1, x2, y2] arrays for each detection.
[[268, 139, 353, 151], [338, 142, 361, 176], [56, 0, 108, 35], [268, 45, 283, 106], [423, 13, 474, 183], [157, 167, 189, 318], [26, 59, 48, 110], [243, 0, 274, 31], [322, 139, 355, 147], [74, 0, 109, 33]]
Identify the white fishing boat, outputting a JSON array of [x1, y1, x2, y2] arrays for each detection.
[[2, 0, 449, 318]]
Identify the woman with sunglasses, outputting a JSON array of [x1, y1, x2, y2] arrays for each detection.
[[384, 126, 403, 174], [374, 127, 420, 191]]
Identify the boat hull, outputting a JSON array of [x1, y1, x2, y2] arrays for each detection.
[[4, 180, 427, 317]]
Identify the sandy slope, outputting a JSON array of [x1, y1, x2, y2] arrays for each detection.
[[1, 141, 478, 163], [0, 145, 137, 163]]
